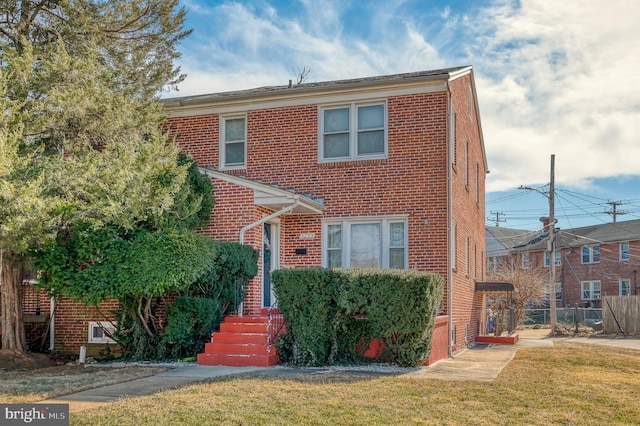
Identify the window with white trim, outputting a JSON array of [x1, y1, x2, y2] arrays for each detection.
[[88, 322, 116, 344], [543, 282, 562, 304], [544, 251, 561, 267], [620, 279, 631, 296], [620, 242, 630, 261], [450, 106, 457, 166], [464, 138, 469, 187], [465, 235, 470, 276], [220, 115, 246, 170], [522, 252, 530, 269], [319, 102, 387, 162], [581, 281, 601, 300], [581, 245, 600, 264], [323, 217, 407, 269]]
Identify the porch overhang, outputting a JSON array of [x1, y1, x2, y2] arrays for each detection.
[[199, 167, 326, 215], [475, 282, 515, 292]]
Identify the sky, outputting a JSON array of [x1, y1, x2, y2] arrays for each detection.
[[168, 0, 640, 231]]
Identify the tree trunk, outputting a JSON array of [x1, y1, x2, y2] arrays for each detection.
[[0, 251, 27, 352]]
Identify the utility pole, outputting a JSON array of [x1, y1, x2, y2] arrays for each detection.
[[488, 211, 506, 227], [549, 154, 557, 332], [605, 201, 626, 223]]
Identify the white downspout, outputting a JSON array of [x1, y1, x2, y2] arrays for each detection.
[[49, 297, 55, 352], [447, 83, 454, 359], [237, 196, 300, 316]]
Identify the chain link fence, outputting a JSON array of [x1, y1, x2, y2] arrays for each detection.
[[520, 308, 602, 329]]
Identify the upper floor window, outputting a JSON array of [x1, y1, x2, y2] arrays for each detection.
[[544, 251, 561, 267], [220, 115, 246, 170], [323, 216, 407, 269], [620, 279, 631, 296], [521, 252, 530, 269], [581, 245, 600, 264], [620, 242, 630, 261], [319, 102, 387, 162]]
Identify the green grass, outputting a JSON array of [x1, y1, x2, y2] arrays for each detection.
[[68, 342, 640, 425]]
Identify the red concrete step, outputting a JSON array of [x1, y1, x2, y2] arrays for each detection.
[[223, 315, 269, 324], [197, 352, 279, 367], [212, 332, 268, 345], [219, 322, 269, 334], [204, 342, 271, 355]]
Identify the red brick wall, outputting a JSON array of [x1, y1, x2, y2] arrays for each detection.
[[449, 75, 487, 351], [557, 242, 638, 307], [166, 77, 486, 354], [512, 239, 640, 308]]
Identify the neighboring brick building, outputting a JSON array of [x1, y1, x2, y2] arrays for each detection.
[[487, 219, 640, 308], [162, 66, 489, 364]]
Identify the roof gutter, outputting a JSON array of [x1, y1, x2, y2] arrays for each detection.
[[239, 196, 300, 245]]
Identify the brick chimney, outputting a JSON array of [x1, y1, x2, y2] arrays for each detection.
[[540, 217, 550, 232]]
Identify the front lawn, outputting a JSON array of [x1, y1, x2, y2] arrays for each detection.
[[69, 342, 640, 425]]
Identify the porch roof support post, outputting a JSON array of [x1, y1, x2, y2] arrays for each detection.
[[236, 197, 299, 316]]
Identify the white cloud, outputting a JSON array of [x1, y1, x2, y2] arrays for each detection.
[[469, 1, 640, 192], [172, 0, 640, 195]]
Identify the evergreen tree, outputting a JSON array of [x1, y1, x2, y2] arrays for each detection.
[[0, 1, 192, 352]]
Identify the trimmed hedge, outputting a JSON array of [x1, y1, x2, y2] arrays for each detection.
[[272, 268, 444, 367]]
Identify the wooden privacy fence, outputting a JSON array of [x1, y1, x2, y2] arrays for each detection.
[[602, 295, 640, 334]]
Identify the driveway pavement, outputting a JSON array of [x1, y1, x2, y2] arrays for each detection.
[[39, 328, 640, 413]]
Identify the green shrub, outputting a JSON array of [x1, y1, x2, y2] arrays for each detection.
[[341, 269, 444, 367], [272, 268, 341, 366], [273, 268, 444, 367], [113, 240, 257, 361], [161, 297, 220, 359]]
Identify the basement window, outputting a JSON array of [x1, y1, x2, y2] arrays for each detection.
[[88, 322, 117, 344]]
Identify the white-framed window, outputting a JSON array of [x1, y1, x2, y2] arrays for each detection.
[[521, 252, 530, 269], [475, 163, 479, 203], [464, 138, 469, 187], [544, 251, 561, 267], [581, 281, 601, 300], [323, 216, 407, 269], [581, 245, 600, 264], [319, 101, 387, 162], [450, 105, 457, 166], [620, 242, 630, 261], [88, 322, 116, 344], [220, 115, 247, 170], [542, 282, 562, 304], [465, 235, 470, 276], [620, 279, 631, 296]]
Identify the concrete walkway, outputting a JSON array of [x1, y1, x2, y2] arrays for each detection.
[[39, 329, 640, 413]]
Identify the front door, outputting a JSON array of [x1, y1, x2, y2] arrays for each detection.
[[263, 222, 280, 308]]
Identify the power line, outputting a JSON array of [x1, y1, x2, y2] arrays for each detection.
[[604, 201, 627, 223], [487, 211, 506, 227]]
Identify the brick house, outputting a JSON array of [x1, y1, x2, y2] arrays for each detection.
[[162, 66, 489, 365], [3, 66, 488, 363], [487, 219, 640, 308]]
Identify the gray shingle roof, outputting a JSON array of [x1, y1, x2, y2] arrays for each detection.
[[162, 66, 472, 106], [491, 218, 640, 252]]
